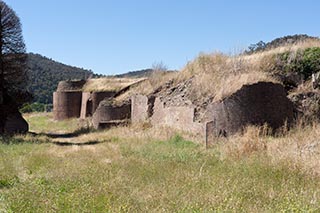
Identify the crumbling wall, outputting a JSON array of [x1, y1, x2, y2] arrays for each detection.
[[151, 97, 205, 136], [204, 82, 294, 138], [92, 100, 131, 129], [132, 82, 294, 145], [53, 91, 82, 120], [131, 95, 156, 123], [80, 92, 116, 119], [131, 95, 205, 136], [131, 95, 148, 123], [92, 92, 116, 114]]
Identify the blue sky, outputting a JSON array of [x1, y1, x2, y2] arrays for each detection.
[[5, 0, 320, 75]]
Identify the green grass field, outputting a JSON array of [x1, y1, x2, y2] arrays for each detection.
[[0, 113, 320, 212]]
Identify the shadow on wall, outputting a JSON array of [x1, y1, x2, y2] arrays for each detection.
[[131, 82, 294, 145]]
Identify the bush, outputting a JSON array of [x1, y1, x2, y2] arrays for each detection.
[[276, 47, 320, 79], [20, 102, 46, 113]]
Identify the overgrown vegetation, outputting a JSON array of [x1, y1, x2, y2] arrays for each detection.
[[274, 47, 320, 78], [19, 102, 53, 113], [0, 113, 320, 211]]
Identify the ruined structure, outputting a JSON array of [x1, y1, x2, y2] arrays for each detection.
[[54, 77, 294, 142], [53, 78, 145, 126], [92, 100, 131, 129], [203, 82, 294, 137], [53, 80, 85, 120], [131, 81, 294, 143], [80, 91, 115, 119]]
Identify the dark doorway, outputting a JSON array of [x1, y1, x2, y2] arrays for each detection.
[[86, 100, 93, 117]]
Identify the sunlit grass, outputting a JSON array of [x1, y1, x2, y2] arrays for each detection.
[[0, 113, 320, 212], [23, 112, 79, 133]]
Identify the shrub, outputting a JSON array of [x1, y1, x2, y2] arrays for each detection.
[[20, 102, 46, 113], [276, 47, 320, 79]]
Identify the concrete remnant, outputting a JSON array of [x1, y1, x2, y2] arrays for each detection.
[[80, 91, 116, 119], [53, 91, 83, 120], [92, 100, 131, 129], [132, 81, 294, 145], [204, 82, 294, 138], [53, 78, 145, 121], [131, 95, 205, 136]]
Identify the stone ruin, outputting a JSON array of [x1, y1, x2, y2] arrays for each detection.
[[53, 80, 86, 120], [53, 78, 143, 129], [92, 99, 131, 129], [203, 82, 294, 137], [53, 77, 296, 144], [131, 81, 294, 144]]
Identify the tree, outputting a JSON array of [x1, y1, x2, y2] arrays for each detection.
[[0, 1, 28, 132]]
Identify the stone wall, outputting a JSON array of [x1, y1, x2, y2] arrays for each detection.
[[132, 82, 294, 145], [53, 91, 82, 120], [92, 101, 131, 129], [151, 98, 205, 136], [131, 95, 156, 123], [131, 95, 205, 137], [204, 82, 294, 138], [80, 91, 116, 119]]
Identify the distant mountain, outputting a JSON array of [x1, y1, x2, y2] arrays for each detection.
[[26, 53, 157, 104], [27, 53, 97, 104], [114, 69, 154, 78], [246, 34, 320, 54]]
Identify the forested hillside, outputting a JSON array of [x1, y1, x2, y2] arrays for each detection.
[[27, 53, 97, 104], [114, 69, 154, 78], [26, 53, 157, 104]]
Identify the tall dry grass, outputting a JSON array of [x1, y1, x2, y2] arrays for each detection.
[[170, 39, 320, 101], [177, 52, 277, 101], [216, 120, 320, 176]]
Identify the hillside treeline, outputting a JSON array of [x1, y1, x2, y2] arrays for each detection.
[[27, 53, 97, 104]]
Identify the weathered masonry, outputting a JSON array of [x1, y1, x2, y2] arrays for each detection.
[[131, 82, 294, 144], [53, 78, 145, 123]]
